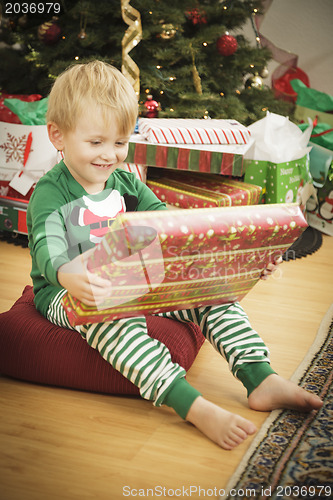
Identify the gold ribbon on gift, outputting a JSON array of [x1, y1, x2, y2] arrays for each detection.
[[121, 0, 142, 97]]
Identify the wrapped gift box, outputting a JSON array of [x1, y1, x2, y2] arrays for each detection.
[[62, 203, 307, 325], [138, 118, 251, 145], [147, 170, 262, 208], [0, 122, 58, 198], [126, 134, 254, 177]]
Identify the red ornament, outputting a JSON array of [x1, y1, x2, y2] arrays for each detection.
[[38, 17, 61, 45], [144, 95, 159, 118], [216, 33, 238, 56], [186, 8, 207, 25]]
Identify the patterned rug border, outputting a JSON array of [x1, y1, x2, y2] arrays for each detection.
[[224, 303, 333, 499]]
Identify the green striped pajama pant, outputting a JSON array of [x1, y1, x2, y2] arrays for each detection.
[[47, 290, 272, 415]]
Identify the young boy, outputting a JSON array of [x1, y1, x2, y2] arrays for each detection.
[[27, 61, 322, 450]]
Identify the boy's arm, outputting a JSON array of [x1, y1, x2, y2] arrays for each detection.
[[134, 176, 168, 212], [28, 190, 71, 287], [29, 188, 111, 306]]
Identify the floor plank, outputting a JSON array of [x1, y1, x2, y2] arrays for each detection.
[[0, 235, 332, 500]]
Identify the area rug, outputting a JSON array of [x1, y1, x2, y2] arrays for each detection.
[[224, 305, 333, 499]]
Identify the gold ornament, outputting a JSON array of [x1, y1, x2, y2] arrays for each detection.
[[160, 23, 177, 40], [260, 67, 269, 78], [190, 43, 202, 95], [121, 0, 142, 96], [245, 74, 263, 89]]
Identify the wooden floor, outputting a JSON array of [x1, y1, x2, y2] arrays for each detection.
[[0, 234, 332, 500]]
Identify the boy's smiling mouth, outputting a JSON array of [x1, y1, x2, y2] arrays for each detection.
[[92, 163, 113, 169]]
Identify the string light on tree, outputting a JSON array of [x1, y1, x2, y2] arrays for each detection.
[[250, 8, 269, 80]]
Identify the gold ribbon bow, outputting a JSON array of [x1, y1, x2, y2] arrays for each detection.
[[121, 0, 142, 97]]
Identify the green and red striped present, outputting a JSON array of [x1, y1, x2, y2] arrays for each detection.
[[126, 135, 253, 177]]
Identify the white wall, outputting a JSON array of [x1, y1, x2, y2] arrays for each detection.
[[242, 0, 333, 95]]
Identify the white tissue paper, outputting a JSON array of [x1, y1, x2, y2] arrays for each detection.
[[245, 111, 313, 163]]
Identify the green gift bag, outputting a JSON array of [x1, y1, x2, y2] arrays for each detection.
[[244, 155, 311, 204]]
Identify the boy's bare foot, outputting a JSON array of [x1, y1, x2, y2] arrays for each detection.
[[248, 374, 323, 412], [186, 396, 257, 450]]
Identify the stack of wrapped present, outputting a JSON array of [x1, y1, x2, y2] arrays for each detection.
[[126, 118, 255, 178], [126, 117, 262, 209]]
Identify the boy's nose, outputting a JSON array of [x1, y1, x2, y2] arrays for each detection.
[[101, 148, 117, 162]]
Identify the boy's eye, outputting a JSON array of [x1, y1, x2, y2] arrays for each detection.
[[90, 141, 101, 145]]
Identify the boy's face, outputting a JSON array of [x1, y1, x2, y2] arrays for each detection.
[[58, 107, 130, 194]]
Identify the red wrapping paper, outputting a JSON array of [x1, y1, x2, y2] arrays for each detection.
[[62, 203, 307, 326], [147, 171, 262, 208]]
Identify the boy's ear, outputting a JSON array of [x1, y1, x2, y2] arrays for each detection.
[[47, 122, 64, 151]]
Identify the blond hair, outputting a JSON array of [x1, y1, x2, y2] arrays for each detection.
[[47, 60, 138, 135]]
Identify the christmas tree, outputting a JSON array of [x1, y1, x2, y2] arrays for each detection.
[[0, 0, 292, 124]]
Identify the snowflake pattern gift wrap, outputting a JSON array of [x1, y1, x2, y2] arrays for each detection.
[[0, 122, 58, 198], [62, 203, 307, 326]]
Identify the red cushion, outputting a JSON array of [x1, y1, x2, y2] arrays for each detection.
[[0, 286, 204, 395]]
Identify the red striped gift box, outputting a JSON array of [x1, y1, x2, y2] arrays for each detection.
[[139, 118, 251, 145]]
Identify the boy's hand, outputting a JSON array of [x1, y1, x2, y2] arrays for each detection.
[[57, 252, 112, 306], [260, 255, 283, 280]]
